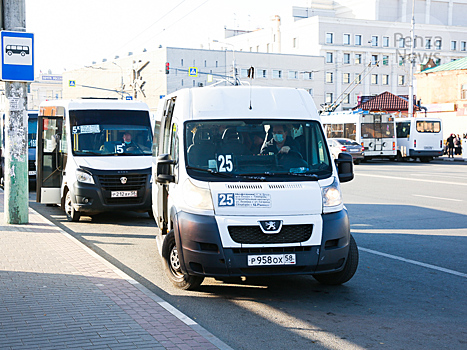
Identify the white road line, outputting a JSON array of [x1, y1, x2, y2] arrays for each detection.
[[413, 194, 463, 202], [359, 247, 467, 278], [355, 172, 467, 186]]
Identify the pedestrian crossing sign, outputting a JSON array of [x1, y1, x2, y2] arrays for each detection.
[[188, 67, 198, 77], [69, 80, 76, 87]]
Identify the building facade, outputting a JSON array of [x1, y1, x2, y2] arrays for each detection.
[[61, 47, 324, 110], [416, 57, 467, 138], [215, 1, 467, 110]]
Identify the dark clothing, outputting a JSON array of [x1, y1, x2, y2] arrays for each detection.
[[260, 137, 300, 155], [447, 135, 455, 157]]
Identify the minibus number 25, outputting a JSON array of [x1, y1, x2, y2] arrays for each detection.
[[218, 154, 233, 172]]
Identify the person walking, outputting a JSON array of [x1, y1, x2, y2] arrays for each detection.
[[454, 134, 461, 155], [447, 134, 455, 158]]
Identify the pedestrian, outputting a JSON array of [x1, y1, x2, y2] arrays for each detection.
[[447, 134, 455, 158], [454, 134, 461, 155]]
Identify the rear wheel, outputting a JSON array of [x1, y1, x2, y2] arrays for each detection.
[[313, 234, 359, 285], [64, 190, 81, 222], [162, 230, 204, 290]]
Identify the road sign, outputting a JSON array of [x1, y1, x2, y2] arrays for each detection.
[[1, 31, 34, 82], [125, 96, 133, 100], [188, 67, 198, 77], [69, 80, 76, 87]]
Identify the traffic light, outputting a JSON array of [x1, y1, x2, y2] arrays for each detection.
[[165, 62, 170, 74]]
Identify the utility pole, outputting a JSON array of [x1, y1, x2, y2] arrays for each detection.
[[3, 0, 29, 224]]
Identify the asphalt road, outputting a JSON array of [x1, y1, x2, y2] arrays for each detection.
[[29, 160, 467, 350]]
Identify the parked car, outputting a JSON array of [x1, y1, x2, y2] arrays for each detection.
[[328, 138, 364, 164]]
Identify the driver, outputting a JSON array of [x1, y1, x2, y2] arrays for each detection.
[[260, 125, 300, 156], [121, 132, 139, 152]]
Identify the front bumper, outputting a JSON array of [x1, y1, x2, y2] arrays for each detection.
[[174, 209, 351, 278]]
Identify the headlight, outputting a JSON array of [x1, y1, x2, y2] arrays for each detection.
[[321, 177, 342, 213], [183, 179, 213, 210], [76, 169, 95, 184]]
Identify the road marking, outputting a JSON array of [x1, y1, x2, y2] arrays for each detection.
[[359, 247, 467, 278], [355, 172, 467, 186], [413, 194, 463, 202]]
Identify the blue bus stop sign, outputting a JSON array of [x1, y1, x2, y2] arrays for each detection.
[[1, 31, 34, 82], [125, 96, 133, 100]]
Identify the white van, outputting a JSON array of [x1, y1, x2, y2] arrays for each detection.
[[395, 117, 443, 162], [152, 87, 358, 290], [36, 99, 153, 221]]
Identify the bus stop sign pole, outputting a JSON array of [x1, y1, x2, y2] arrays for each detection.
[[2, 0, 31, 224]]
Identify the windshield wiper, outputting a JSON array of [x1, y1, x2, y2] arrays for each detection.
[[238, 171, 319, 180], [186, 166, 238, 178]]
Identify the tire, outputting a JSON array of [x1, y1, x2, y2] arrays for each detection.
[[419, 157, 431, 163], [313, 234, 359, 285], [64, 190, 81, 222], [162, 230, 204, 290]]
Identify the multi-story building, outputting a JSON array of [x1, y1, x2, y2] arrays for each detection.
[[61, 47, 324, 110], [416, 56, 467, 138], [215, 0, 467, 110]]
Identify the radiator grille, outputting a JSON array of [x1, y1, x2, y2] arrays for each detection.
[[98, 174, 147, 191], [228, 224, 312, 244]]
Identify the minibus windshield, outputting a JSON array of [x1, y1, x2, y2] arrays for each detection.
[[69, 110, 152, 156], [185, 119, 332, 180]]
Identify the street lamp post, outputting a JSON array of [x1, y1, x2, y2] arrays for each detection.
[[112, 62, 124, 99], [213, 40, 239, 85]]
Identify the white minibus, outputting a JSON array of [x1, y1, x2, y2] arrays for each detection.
[[152, 86, 358, 290], [36, 99, 153, 221], [321, 111, 397, 160], [395, 117, 443, 162]]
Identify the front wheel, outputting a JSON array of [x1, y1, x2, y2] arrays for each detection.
[[162, 230, 204, 290], [64, 190, 81, 222], [313, 234, 359, 285]]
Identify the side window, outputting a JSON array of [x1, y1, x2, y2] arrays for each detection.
[[161, 98, 176, 154], [170, 123, 179, 162], [152, 121, 160, 156]]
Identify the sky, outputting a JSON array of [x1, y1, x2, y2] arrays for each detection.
[[25, 0, 301, 75]]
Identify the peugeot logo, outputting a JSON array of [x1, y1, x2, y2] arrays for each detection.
[[120, 176, 128, 184], [258, 220, 282, 234]]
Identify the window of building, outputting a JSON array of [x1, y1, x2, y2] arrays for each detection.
[[193, 60, 196, 66], [344, 53, 350, 64], [435, 58, 441, 66], [355, 53, 362, 64], [326, 72, 334, 83], [355, 73, 362, 84], [260, 69, 267, 78], [383, 36, 389, 47], [355, 35, 362, 46], [398, 75, 405, 86], [326, 33, 334, 44], [241, 69, 249, 78], [216, 61, 218, 67], [382, 74, 389, 85], [204, 60, 207, 67], [371, 74, 378, 84], [399, 38, 405, 48], [293, 38, 297, 48], [383, 55, 389, 65], [326, 52, 333, 63], [308, 88, 313, 96], [399, 56, 405, 66], [461, 41, 466, 51], [272, 70, 282, 79], [326, 93, 333, 103], [451, 58, 457, 62], [435, 39, 442, 50], [266, 43, 270, 53], [181, 59, 184, 66], [461, 84, 467, 99], [343, 72, 350, 84], [372, 36, 378, 46], [288, 71, 298, 79], [451, 41, 457, 51], [372, 55, 378, 65], [343, 34, 351, 45], [256, 45, 260, 52], [426, 38, 432, 49], [304, 72, 313, 80], [343, 94, 350, 104]]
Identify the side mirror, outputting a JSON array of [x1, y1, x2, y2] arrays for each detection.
[[334, 152, 354, 183], [156, 153, 175, 184]]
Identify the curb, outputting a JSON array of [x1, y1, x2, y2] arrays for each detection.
[[26, 204, 234, 350]]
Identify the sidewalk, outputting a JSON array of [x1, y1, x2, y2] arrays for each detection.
[[439, 155, 467, 162], [0, 191, 232, 350]]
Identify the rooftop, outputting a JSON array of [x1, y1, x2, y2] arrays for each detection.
[[421, 56, 467, 73]]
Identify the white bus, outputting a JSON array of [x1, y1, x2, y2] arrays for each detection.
[[36, 99, 153, 221], [321, 111, 397, 161], [395, 117, 443, 162]]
